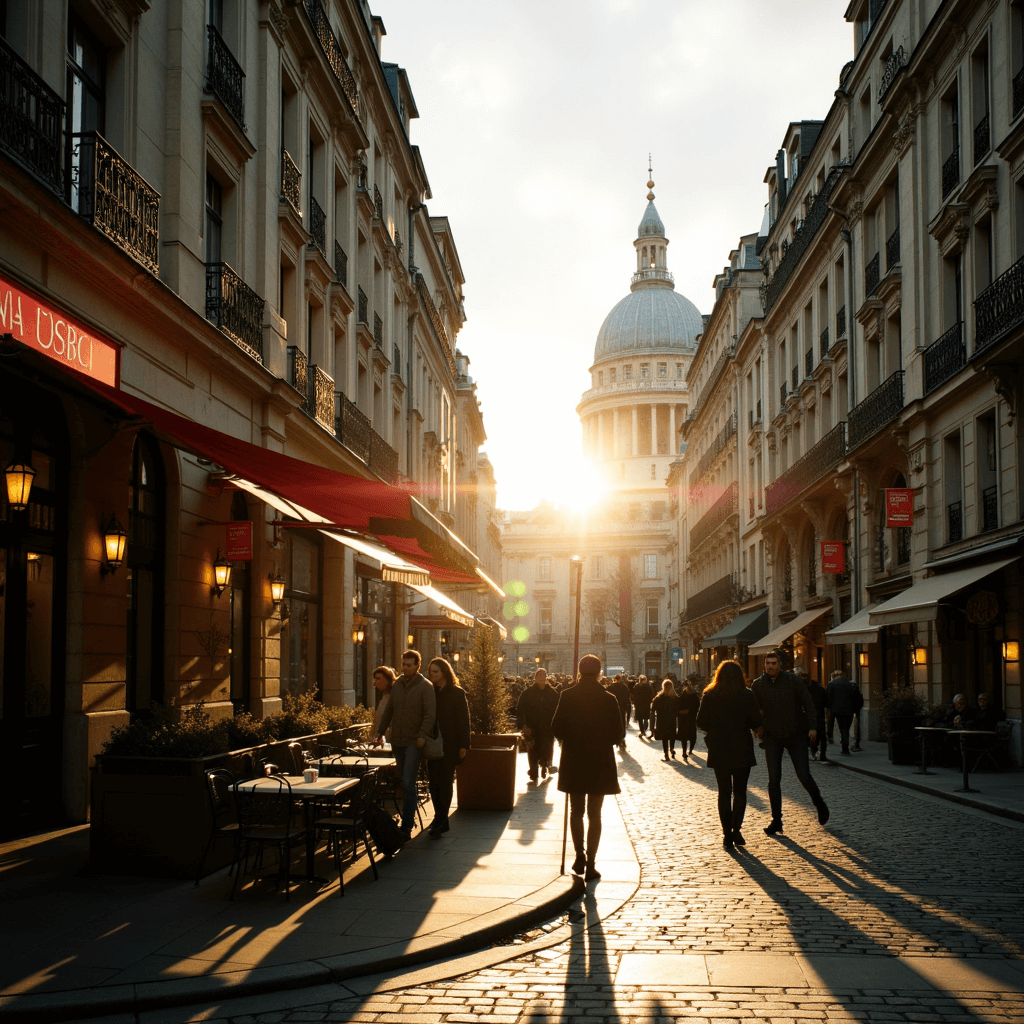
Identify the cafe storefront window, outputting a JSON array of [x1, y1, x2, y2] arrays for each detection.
[[354, 571, 394, 708], [281, 531, 321, 697]]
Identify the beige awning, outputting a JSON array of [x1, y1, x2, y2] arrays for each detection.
[[406, 581, 477, 628], [320, 529, 431, 587], [824, 606, 878, 646], [749, 606, 831, 655], [867, 557, 1018, 627]]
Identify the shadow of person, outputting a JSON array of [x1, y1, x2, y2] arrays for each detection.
[[616, 748, 645, 783], [563, 892, 621, 1021]]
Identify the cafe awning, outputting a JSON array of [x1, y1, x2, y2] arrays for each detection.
[[409, 614, 473, 632], [701, 608, 769, 649], [406, 582, 476, 628], [867, 557, 1018, 627], [824, 606, 878, 646], [318, 529, 430, 587], [749, 606, 831, 655]]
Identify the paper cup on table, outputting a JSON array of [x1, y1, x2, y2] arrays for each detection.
[[303, 768, 318, 783]]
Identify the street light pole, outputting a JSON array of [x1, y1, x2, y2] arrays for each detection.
[[571, 555, 584, 681]]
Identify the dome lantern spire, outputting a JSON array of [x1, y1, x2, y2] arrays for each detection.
[[633, 158, 673, 293]]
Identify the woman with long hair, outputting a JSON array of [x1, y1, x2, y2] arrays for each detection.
[[424, 657, 472, 838], [370, 665, 396, 745], [696, 660, 763, 849], [651, 678, 681, 761]]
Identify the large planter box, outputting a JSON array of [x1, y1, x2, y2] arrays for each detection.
[[455, 733, 520, 812]]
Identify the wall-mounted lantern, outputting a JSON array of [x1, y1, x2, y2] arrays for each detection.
[[858, 651, 869, 668], [213, 550, 231, 596], [101, 514, 128, 576], [268, 570, 286, 607], [1003, 640, 1019, 663], [5, 460, 35, 511]]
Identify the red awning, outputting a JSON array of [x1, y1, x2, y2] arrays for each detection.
[[55, 363, 480, 583]]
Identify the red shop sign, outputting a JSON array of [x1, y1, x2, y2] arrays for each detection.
[[885, 488, 914, 527], [821, 541, 845, 574], [225, 521, 253, 561], [0, 271, 120, 387]]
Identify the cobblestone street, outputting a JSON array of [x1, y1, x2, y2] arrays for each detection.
[[179, 727, 1024, 1024]]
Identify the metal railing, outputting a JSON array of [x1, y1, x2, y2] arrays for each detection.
[[1015, 67, 1024, 121], [692, 414, 737, 483], [685, 345, 731, 426], [886, 226, 900, 271], [205, 25, 245, 128], [765, 421, 846, 515], [865, 252, 880, 297], [974, 112, 990, 166], [805, 348, 814, 377], [689, 482, 739, 551], [820, 326, 829, 359], [924, 321, 965, 393], [756, 398, 762, 421], [896, 526, 912, 566], [630, 267, 675, 287], [579, 378, 688, 402], [779, 382, 787, 409], [948, 501, 963, 543], [878, 45, 907, 103], [69, 132, 160, 274], [310, 364, 334, 431], [974, 252, 1024, 354], [287, 346, 308, 405], [357, 285, 368, 323], [682, 573, 742, 623], [373, 184, 383, 220], [942, 147, 960, 199], [335, 392, 371, 461], [303, 0, 358, 114], [0, 35, 64, 194], [368, 430, 399, 483], [373, 311, 383, 348], [281, 150, 300, 216], [205, 263, 264, 362], [836, 304, 847, 339], [334, 241, 347, 287], [848, 371, 903, 450], [308, 195, 325, 254], [791, 364, 799, 390], [982, 485, 998, 532]]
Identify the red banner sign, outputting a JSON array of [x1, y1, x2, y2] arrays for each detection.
[[0, 271, 120, 386], [821, 541, 845, 574], [225, 521, 253, 561], [885, 488, 914, 527]]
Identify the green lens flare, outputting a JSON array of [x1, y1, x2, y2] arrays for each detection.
[[512, 625, 530, 643], [503, 600, 518, 619], [513, 601, 529, 617], [504, 580, 526, 597]]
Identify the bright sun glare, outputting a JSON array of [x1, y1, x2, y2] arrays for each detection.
[[504, 460, 610, 512]]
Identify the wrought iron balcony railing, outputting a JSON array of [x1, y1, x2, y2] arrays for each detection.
[[1015, 67, 1024, 121], [373, 184, 383, 220], [974, 112, 990, 167], [205, 263, 264, 362], [836, 304, 847, 339], [310, 364, 334, 432], [878, 45, 907, 103], [335, 392, 371, 462], [886, 226, 900, 271], [287, 346, 308, 406], [303, 0, 358, 114], [982, 485, 998, 532], [682, 573, 742, 624], [805, 348, 814, 377], [692, 413, 737, 485], [948, 500, 963, 543], [765, 421, 846, 515], [848, 371, 904, 450], [357, 285, 368, 324], [820, 326, 829, 359], [690, 482, 739, 551], [368, 430, 399, 484], [974, 252, 1024, 354], [756, 398, 762, 422], [923, 321, 965, 393], [0, 36, 64, 194], [205, 25, 245, 129], [281, 150, 301, 216], [334, 241, 347, 287], [309, 195, 326, 254], [373, 311, 383, 348], [68, 132, 160, 274], [942, 147, 960, 199], [865, 252, 880, 297]]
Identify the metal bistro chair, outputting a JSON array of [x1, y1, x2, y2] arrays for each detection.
[[194, 768, 241, 887], [969, 721, 1016, 772], [229, 775, 307, 901], [315, 768, 381, 896]]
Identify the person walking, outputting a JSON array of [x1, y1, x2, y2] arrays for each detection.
[[807, 674, 829, 763], [370, 665, 396, 744], [651, 678, 681, 761], [424, 658, 471, 838], [376, 649, 436, 842], [677, 681, 699, 761], [632, 675, 654, 737], [551, 654, 623, 880], [516, 667, 560, 781], [696, 660, 763, 849], [825, 668, 861, 755], [750, 649, 830, 835], [607, 674, 632, 750]]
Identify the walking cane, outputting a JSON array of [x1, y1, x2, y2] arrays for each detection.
[[561, 556, 585, 875]]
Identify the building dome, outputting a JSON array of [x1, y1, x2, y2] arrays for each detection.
[[594, 288, 702, 361]]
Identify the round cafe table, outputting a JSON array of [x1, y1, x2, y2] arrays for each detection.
[[946, 729, 997, 793], [913, 725, 947, 775]]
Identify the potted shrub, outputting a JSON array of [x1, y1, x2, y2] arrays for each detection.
[[878, 686, 930, 765], [457, 623, 519, 811]]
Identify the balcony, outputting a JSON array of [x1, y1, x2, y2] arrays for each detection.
[[334, 392, 398, 483], [878, 45, 907, 104], [689, 482, 739, 551], [287, 346, 308, 404], [942, 147, 960, 199], [948, 501, 963, 544], [791, 365, 799, 391], [693, 414, 737, 482], [848, 371, 903, 450], [865, 252, 880, 297], [683, 573, 742, 623], [756, 398, 762, 422], [281, 150, 301, 217], [779, 382, 787, 410], [373, 184, 383, 221], [357, 285, 368, 324], [974, 112, 990, 167], [368, 429, 399, 483], [0, 36, 64, 195], [205, 263, 264, 362], [765, 421, 846, 515], [886, 227, 900, 271], [631, 267, 675, 288], [820, 326, 829, 360], [1015, 67, 1024, 121], [309, 364, 334, 432], [303, 0, 358, 115], [69, 132, 160, 275], [974, 252, 1024, 354], [205, 25, 245, 129], [334, 242, 347, 287], [923, 321, 965, 393], [805, 348, 814, 377], [836, 304, 847, 339], [982, 485, 998, 532], [309, 195, 326, 254]]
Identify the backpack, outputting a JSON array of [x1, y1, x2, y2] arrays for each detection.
[[365, 801, 404, 857]]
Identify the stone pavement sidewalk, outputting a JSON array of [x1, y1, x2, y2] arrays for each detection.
[[0, 767, 639, 1023]]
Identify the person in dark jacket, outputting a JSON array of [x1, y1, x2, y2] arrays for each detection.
[[517, 668, 560, 780], [425, 658, 472, 839], [696, 660, 763, 849], [676, 682, 700, 761], [965, 692, 1006, 732], [632, 675, 654, 737], [607, 674, 632, 749], [651, 678, 681, 761], [750, 649, 830, 835], [825, 669, 862, 754], [806, 675, 829, 763], [551, 654, 623, 880]]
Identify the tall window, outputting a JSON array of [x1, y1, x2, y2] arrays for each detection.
[[539, 600, 552, 639], [205, 174, 223, 265], [644, 553, 657, 578], [592, 555, 602, 578], [538, 556, 551, 580], [944, 432, 963, 544], [280, 532, 321, 697], [66, 17, 105, 212], [645, 599, 660, 638]]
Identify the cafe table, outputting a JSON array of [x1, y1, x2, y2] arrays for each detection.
[[946, 729, 997, 794], [317, 753, 397, 773], [912, 725, 947, 775], [234, 775, 358, 880]]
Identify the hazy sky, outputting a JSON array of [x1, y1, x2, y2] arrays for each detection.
[[374, 1, 854, 511]]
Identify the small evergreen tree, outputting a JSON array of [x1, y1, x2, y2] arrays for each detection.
[[461, 622, 512, 734]]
